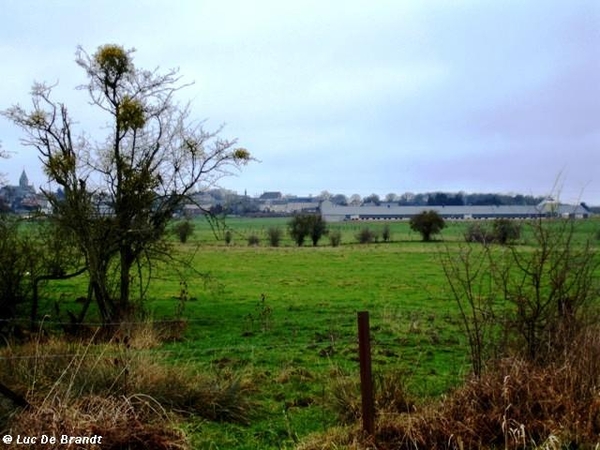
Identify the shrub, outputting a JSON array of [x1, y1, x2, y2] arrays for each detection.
[[0, 216, 37, 337], [492, 218, 521, 245], [465, 220, 521, 245], [174, 220, 194, 243], [266, 227, 282, 247], [329, 229, 342, 247], [288, 214, 311, 246], [503, 219, 598, 362], [224, 229, 232, 245], [247, 234, 260, 246], [356, 227, 378, 244], [464, 222, 494, 243], [445, 217, 599, 374], [308, 214, 328, 246]]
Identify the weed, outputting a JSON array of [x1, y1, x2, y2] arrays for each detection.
[[328, 369, 361, 424], [243, 294, 273, 334], [255, 294, 273, 331]]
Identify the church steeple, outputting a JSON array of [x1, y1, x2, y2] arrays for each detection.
[[19, 170, 29, 188]]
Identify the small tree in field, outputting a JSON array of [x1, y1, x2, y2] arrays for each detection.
[[288, 214, 309, 246], [410, 210, 445, 242], [174, 220, 195, 244], [288, 214, 328, 246], [308, 214, 328, 246]]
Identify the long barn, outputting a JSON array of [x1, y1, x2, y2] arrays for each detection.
[[319, 199, 591, 222]]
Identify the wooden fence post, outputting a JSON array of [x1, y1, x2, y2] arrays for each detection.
[[357, 311, 375, 436]]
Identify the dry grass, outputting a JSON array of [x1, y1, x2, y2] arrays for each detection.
[[0, 325, 255, 449], [329, 368, 414, 426], [366, 356, 600, 449], [11, 394, 188, 449], [303, 329, 600, 450], [297, 425, 377, 450]]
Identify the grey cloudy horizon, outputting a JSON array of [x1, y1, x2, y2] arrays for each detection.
[[1, 0, 599, 203]]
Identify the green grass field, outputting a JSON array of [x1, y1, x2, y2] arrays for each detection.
[[27, 216, 600, 449]]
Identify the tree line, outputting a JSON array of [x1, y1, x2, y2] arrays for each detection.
[[324, 191, 549, 207]]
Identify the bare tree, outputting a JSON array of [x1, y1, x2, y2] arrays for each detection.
[[3, 45, 251, 323], [441, 244, 501, 377]]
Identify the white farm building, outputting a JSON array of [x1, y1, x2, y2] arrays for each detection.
[[319, 199, 591, 222]]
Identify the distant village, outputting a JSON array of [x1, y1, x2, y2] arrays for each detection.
[[0, 171, 324, 216], [0, 171, 595, 220], [0, 170, 49, 214]]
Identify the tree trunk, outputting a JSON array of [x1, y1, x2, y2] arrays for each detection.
[[119, 246, 135, 320]]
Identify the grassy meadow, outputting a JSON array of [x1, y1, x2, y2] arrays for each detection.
[[7, 216, 600, 449]]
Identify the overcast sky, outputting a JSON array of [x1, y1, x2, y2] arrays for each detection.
[[1, 0, 599, 203]]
